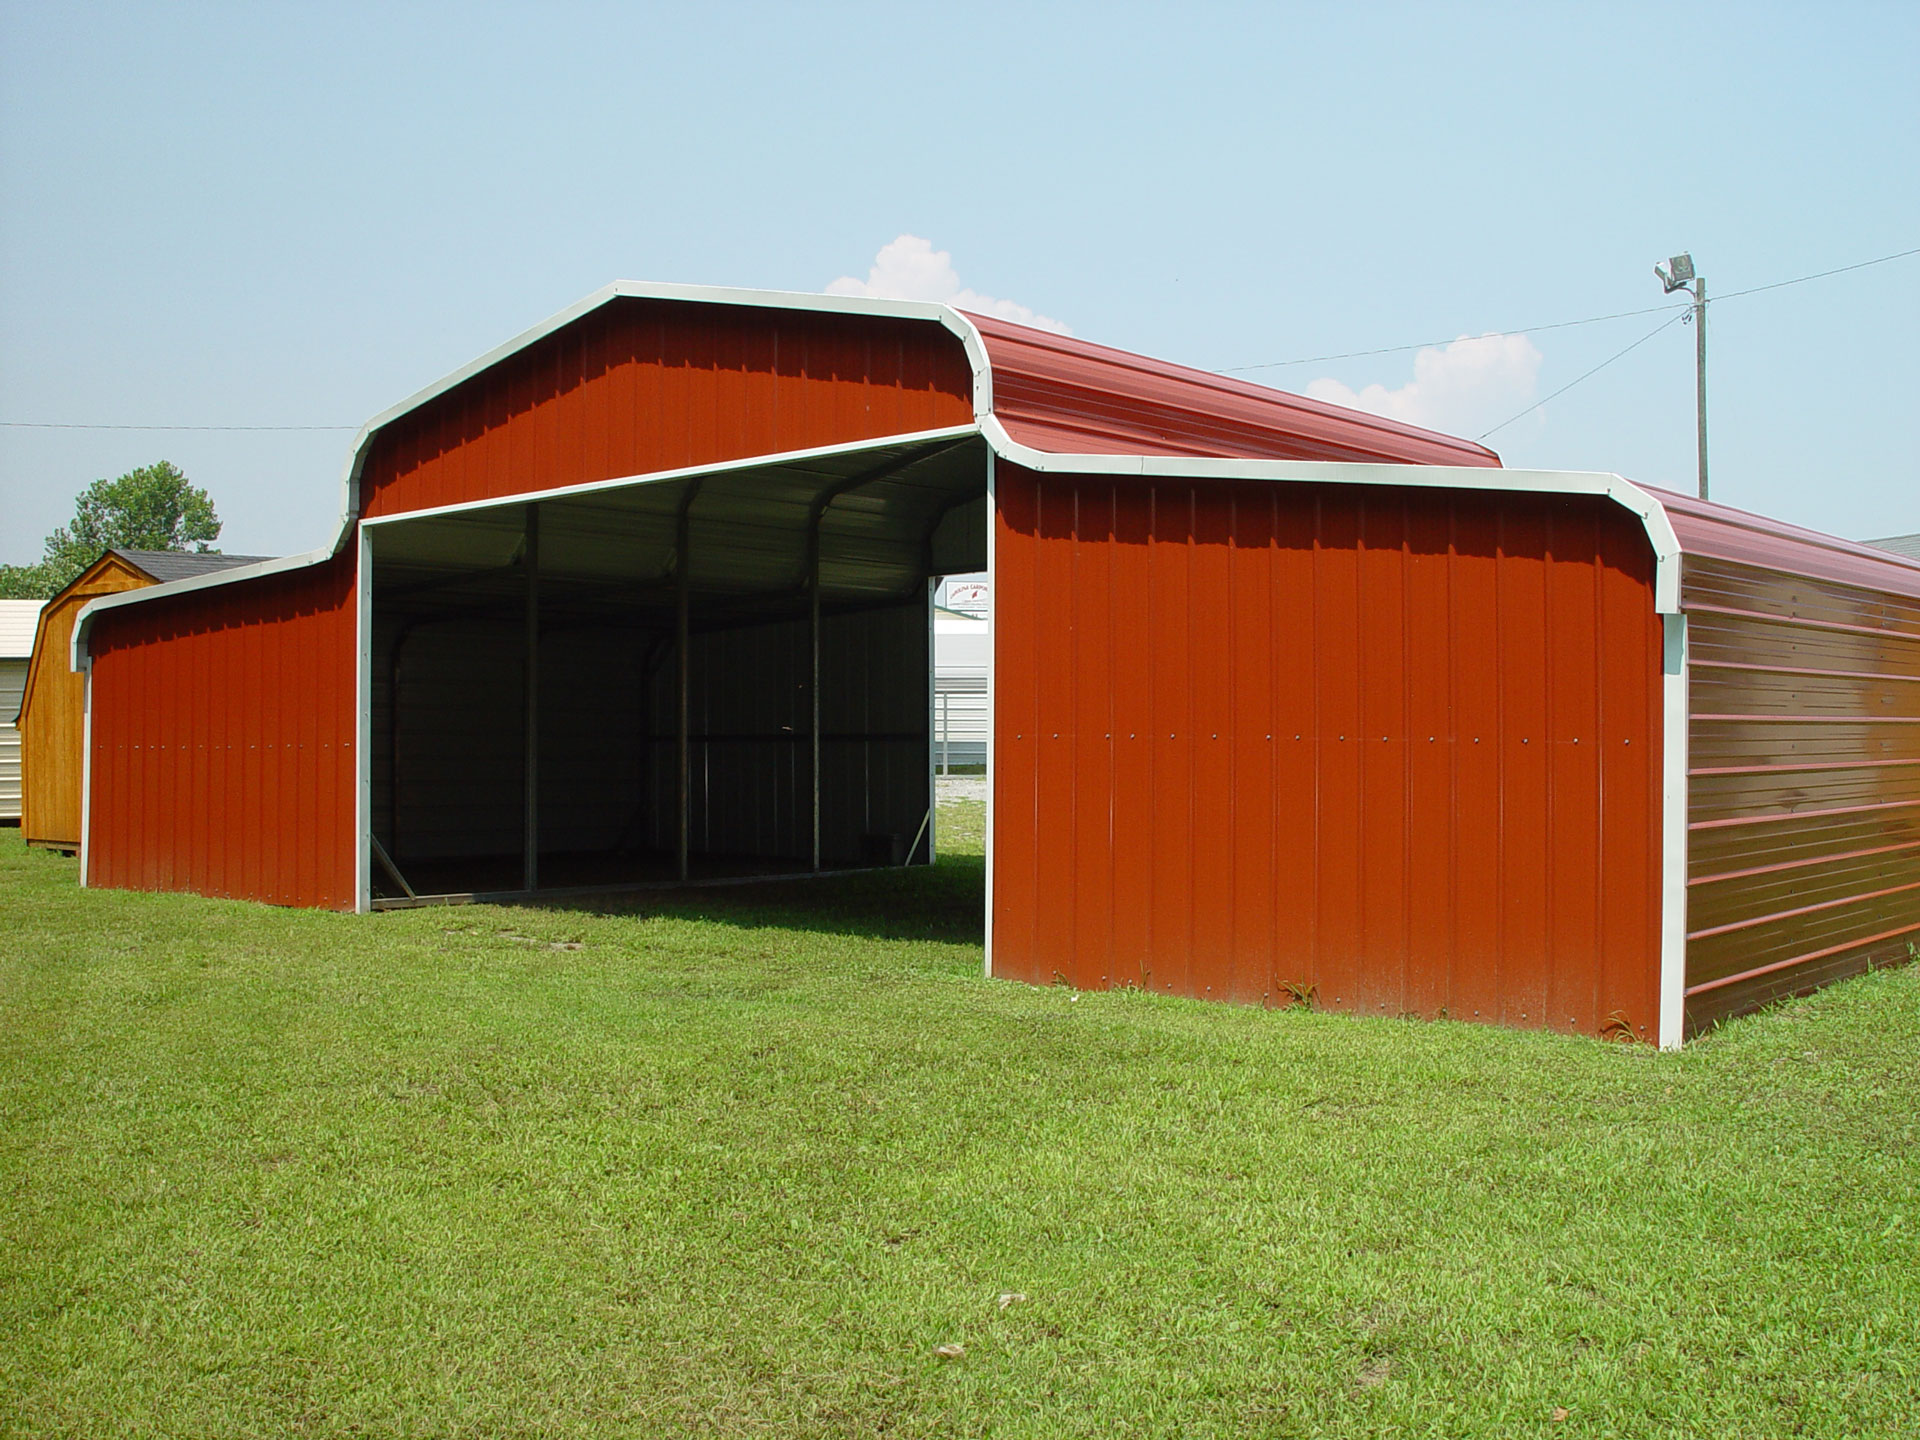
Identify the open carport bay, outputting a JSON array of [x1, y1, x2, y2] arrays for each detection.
[[364, 432, 988, 903]]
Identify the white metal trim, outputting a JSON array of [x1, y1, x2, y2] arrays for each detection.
[[78, 659, 92, 887], [1658, 612, 1691, 1049], [330, 282, 996, 562], [70, 546, 335, 669], [977, 417, 1685, 614], [355, 424, 984, 531], [925, 577, 937, 866], [983, 447, 997, 980], [355, 524, 374, 914], [66, 283, 999, 658], [68, 276, 1701, 663]]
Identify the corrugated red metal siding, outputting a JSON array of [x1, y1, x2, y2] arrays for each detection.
[[993, 464, 1664, 1038], [1681, 554, 1920, 1031], [360, 301, 976, 519], [85, 554, 357, 909], [969, 315, 1504, 467]]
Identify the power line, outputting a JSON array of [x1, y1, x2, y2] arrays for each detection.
[[1712, 244, 1920, 302], [1477, 312, 1688, 440], [1215, 242, 1920, 376], [1217, 301, 1689, 374], [3, 245, 1914, 433], [0, 420, 354, 432]]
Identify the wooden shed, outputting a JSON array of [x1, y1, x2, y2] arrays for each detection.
[[0, 600, 44, 822], [20, 549, 264, 849]]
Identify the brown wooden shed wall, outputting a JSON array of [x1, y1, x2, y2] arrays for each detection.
[[21, 555, 155, 849]]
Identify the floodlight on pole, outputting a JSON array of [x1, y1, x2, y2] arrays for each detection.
[[1654, 252, 1708, 499]]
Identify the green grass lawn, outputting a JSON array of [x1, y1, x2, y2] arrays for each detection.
[[3, 806, 1916, 1438]]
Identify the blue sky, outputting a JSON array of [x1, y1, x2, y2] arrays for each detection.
[[3, 1, 1915, 565]]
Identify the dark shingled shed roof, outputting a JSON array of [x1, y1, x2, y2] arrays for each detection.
[[113, 549, 275, 583], [1865, 533, 1920, 562]]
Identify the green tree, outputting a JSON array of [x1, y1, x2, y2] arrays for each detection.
[[0, 462, 222, 598], [0, 561, 57, 599]]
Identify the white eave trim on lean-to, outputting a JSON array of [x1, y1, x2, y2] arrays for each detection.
[[70, 279, 1692, 670], [976, 417, 1685, 614], [70, 545, 338, 672]]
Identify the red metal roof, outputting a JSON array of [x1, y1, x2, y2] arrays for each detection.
[[966, 311, 1503, 468], [1650, 485, 1920, 603]]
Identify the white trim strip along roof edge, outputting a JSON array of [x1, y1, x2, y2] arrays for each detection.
[[976, 417, 1684, 614], [328, 283, 996, 562], [72, 283, 997, 670], [70, 280, 1689, 670], [71, 546, 337, 672]]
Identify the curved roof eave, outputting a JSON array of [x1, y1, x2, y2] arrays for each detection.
[[325, 282, 999, 564], [72, 281, 1723, 666], [71, 284, 996, 670], [978, 417, 1685, 613]]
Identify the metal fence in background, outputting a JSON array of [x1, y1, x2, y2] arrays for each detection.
[[934, 671, 987, 772]]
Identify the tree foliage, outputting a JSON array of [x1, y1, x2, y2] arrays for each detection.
[[0, 561, 58, 600], [0, 462, 222, 598]]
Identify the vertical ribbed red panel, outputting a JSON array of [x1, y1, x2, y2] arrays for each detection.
[[993, 465, 1665, 1040], [358, 301, 976, 520], [85, 554, 357, 910]]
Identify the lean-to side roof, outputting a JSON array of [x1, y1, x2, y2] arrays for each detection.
[[965, 312, 1499, 466], [1654, 489, 1920, 603]]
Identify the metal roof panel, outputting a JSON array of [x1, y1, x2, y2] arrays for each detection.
[[965, 311, 1504, 468], [0, 600, 44, 659]]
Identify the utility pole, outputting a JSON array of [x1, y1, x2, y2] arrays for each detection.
[[1655, 252, 1708, 499]]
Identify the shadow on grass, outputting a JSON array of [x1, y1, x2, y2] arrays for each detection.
[[516, 854, 987, 947]]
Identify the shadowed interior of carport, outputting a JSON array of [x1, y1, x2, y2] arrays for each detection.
[[365, 432, 988, 904]]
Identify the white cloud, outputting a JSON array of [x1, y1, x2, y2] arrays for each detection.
[[1304, 332, 1543, 441], [826, 235, 1071, 334]]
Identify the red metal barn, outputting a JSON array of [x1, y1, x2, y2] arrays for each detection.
[[72, 284, 1920, 1045]]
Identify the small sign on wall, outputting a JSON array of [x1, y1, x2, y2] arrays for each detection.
[[943, 580, 989, 617]]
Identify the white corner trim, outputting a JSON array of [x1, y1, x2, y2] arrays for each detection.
[[78, 658, 93, 887], [355, 523, 374, 914], [976, 417, 1685, 614], [983, 446, 997, 981], [1658, 612, 1691, 1049], [924, 578, 937, 867]]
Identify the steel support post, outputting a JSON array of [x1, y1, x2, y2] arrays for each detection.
[[676, 502, 692, 883], [523, 502, 540, 892], [809, 523, 823, 872], [1694, 277, 1709, 501]]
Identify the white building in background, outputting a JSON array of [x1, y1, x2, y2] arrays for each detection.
[[0, 600, 45, 822], [934, 575, 987, 771]]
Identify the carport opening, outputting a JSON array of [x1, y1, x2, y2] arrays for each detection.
[[364, 434, 988, 906]]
